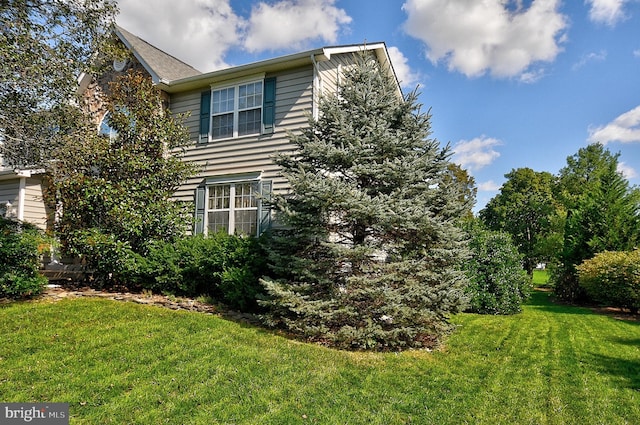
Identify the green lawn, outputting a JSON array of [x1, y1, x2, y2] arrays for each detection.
[[1, 290, 639, 424]]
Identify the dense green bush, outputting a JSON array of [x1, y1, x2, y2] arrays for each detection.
[[138, 233, 267, 311], [464, 224, 532, 314], [0, 218, 47, 298], [66, 228, 138, 288], [577, 250, 640, 313]]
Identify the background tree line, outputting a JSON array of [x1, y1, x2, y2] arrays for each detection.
[[479, 143, 640, 303]]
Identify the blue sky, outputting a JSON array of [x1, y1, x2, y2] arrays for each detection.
[[117, 0, 640, 211]]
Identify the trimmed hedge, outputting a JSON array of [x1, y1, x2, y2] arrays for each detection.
[[577, 250, 640, 313], [138, 233, 267, 311], [0, 218, 47, 298]]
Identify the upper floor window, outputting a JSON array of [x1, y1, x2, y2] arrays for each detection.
[[200, 77, 276, 143], [211, 81, 263, 140]]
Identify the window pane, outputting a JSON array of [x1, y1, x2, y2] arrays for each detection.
[[213, 87, 234, 114], [212, 113, 233, 139], [209, 185, 230, 210], [234, 183, 257, 208], [208, 211, 229, 234], [238, 82, 262, 110], [234, 210, 257, 235], [238, 109, 261, 136]]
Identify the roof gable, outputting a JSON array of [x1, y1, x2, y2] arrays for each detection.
[[115, 26, 201, 83]]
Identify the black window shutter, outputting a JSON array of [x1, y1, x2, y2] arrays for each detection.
[[194, 186, 206, 234], [258, 180, 273, 234], [263, 77, 276, 134], [199, 91, 211, 143]]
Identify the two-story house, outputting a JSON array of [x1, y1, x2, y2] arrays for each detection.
[[82, 26, 402, 237]]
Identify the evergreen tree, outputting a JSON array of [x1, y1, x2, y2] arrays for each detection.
[[260, 57, 471, 351], [554, 143, 640, 300]]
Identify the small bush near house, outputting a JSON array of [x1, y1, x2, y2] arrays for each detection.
[[66, 228, 138, 289], [577, 249, 640, 313], [465, 224, 532, 314], [0, 217, 48, 298], [138, 233, 267, 311]]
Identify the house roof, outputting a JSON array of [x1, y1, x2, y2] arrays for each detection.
[[97, 27, 400, 98], [157, 42, 401, 97], [114, 26, 201, 83]]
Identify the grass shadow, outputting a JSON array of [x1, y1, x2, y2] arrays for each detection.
[[525, 289, 595, 315], [587, 352, 640, 390]]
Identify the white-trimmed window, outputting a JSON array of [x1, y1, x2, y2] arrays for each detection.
[[194, 175, 272, 236], [207, 182, 258, 236], [211, 81, 263, 140], [199, 77, 276, 143], [98, 111, 117, 139]]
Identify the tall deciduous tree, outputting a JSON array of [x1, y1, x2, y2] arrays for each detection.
[[260, 57, 471, 351], [554, 143, 640, 300], [444, 163, 477, 220], [48, 71, 197, 261], [0, 0, 117, 167], [480, 168, 560, 275]]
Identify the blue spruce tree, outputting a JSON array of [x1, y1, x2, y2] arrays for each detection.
[[260, 56, 472, 350]]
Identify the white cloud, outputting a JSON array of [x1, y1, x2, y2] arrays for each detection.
[[519, 68, 546, 84], [402, 0, 568, 79], [586, 0, 630, 27], [478, 180, 502, 191], [243, 0, 351, 53], [117, 0, 244, 71], [634, 49, 640, 57], [452, 136, 502, 171], [387, 46, 422, 89], [588, 105, 640, 144], [572, 50, 607, 70], [117, 0, 352, 72], [617, 162, 638, 179]]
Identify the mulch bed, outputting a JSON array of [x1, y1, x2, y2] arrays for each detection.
[[37, 282, 260, 325]]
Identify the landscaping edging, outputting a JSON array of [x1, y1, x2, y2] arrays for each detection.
[[41, 285, 260, 324]]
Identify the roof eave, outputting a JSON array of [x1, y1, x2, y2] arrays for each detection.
[[158, 42, 398, 95]]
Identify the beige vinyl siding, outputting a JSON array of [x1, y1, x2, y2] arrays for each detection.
[[317, 51, 375, 97], [22, 177, 48, 231], [0, 177, 48, 230], [170, 65, 314, 205], [0, 180, 20, 212]]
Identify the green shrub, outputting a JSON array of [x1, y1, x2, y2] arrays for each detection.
[[139, 233, 266, 311], [465, 224, 532, 315], [0, 218, 47, 298], [66, 228, 138, 289], [577, 250, 640, 313]]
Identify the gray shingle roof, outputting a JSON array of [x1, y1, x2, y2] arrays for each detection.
[[115, 26, 201, 83]]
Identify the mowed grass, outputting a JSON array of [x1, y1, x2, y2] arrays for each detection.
[[1, 288, 639, 424]]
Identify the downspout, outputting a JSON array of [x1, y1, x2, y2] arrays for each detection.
[[17, 176, 26, 221], [311, 54, 320, 120]]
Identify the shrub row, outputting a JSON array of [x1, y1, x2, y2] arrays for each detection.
[[0, 218, 48, 298], [68, 230, 267, 312], [577, 249, 640, 313]]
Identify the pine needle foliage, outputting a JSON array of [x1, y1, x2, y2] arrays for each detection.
[[260, 56, 471, 351]]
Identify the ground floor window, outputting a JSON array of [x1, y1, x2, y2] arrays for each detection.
[[207, 182, 258, 236]]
